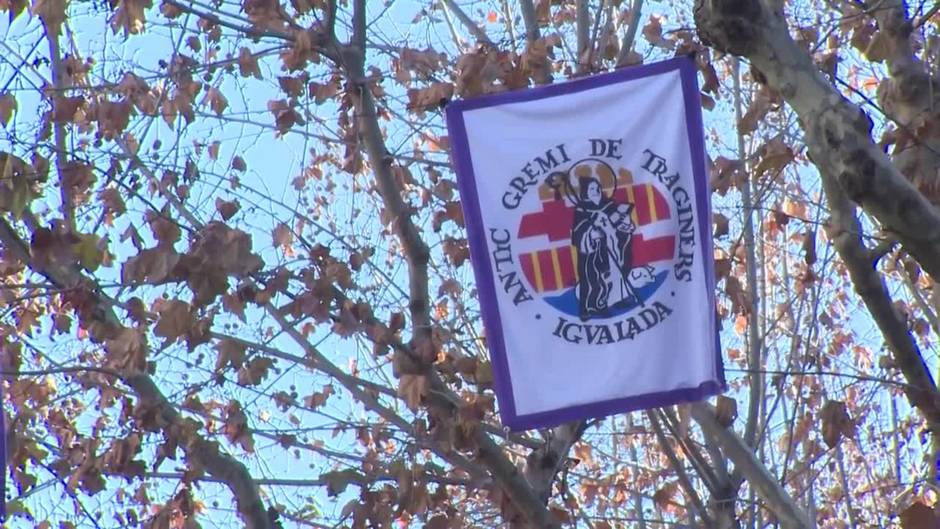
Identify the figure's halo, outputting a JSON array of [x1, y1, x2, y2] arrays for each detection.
[[555, 157, 620, 198]]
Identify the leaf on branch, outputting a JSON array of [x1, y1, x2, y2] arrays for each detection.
[[713, 213, 729, 238], [230, 155, 247, 173], [406, 82, 453, 113], [0, 152, 41, 218], [303, 384, 334, 409], [60, 163, 95, 210], [802, 230, 817, 265], [207, 140, 220, 160], [753, 136, 794, 179], [144, 208, 181, 246], [709, 156, 741, 196], [51, 95, 85, 123], [237, 47, 262, 79], [104, 327, 148, 371], [222, 401, 253, 452], [272, 222, 294, 255], [0, 92, 16, 126], [31, 0, 66, 32], [308, 78, 340, 105], [442, 237, 469, 267], [90, 99, 134, 140], [1, 0, 28, 22], [715, 395, 738, 427], [202, 87, 228, 116], [701, 92, 715, 111], [321, 469, 361, 497], [278, 75, 307, 99], [738, 87, 777, 135], [153, 299, 194, 343], [267, 99, 305, 134], [215, 197, 240, 220], [820, 400, 854, 448], [73, 233, 107, 272], [900, 502, 939, 529], [522, 34, 561, 82], [215, 338, 246, 372], [121, 246, 181, 284], [652, 481, 678, 510], [398, 374, 427, 411], [109, 0, 153, 36], [237, 357, 274, 386], [642, 16, 674, 50]]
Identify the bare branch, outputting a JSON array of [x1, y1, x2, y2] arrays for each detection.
[[695, 0, 940, 310], [648, 411, 712, 524], [519, 0, 541, 42], [439, 0, 494, 45], [0, 215, 275, 529], [576, 0, 590, 73], [822, 170, 940, 445], [520, 0, 553, 84], [616, 0, 644, 66], [732, 56, 764, 449], [691, 402, 813, 529], [41, 17, 73, 231]]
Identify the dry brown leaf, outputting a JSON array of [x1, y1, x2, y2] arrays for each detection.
[[406, 82, 453, 112], [900, 502, 938, 529], [715, 396, 738, 427], [0, 92, 15, 126], [820, 400, 854, 448], [237, 47, 263, 79], [272, 222, 293, 252], [215, 198, 240, 220], [713, 212, 729, 238], [398, 374, 427, 410]]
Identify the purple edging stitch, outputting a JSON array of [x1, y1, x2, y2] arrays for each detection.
[[446, 56, 725, 430], [1, 380, 5, 523], [445, 107, 519, 421], [679, 58, 728, 390]]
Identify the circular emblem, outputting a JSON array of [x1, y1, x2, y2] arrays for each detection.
[[515, 158, 674, 322]]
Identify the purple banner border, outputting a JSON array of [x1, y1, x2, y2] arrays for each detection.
[[446, 56, 725, 431]]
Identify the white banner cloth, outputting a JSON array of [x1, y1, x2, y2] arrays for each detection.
[[446, 57, 725, 430]]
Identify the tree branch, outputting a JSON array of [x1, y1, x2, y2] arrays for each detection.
[[523, 420, 588, 502], [616, 0, 644, 66], [439, 0, 494, 45], [41, 16, 74, 232], [822, 170, 940, 444], [0, 215, 275, 529], [519, 0, 553, 84], [342, 3, 559, 526], [648, 411, 712, 525], [732, 56, 764, 449], [695, 0, 940, 281], [575, 0, 590, 73], [691, 402, 813, 529]]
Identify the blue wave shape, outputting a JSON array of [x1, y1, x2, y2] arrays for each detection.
[[543, 270, 669, 319]]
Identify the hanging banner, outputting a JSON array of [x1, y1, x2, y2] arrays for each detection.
[[446, 56, 725, 430]]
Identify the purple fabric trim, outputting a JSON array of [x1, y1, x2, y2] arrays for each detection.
[[446, 56, 725, 431], [678, 58, 728, 390], [1, 379, 5, 523], [447, 57, 690, 114], [446, 107, 519, 421], [506, 381, 725, 430]]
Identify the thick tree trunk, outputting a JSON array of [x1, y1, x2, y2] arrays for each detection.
[[694, 0, 940, 470], [694, 0, 940, 281]]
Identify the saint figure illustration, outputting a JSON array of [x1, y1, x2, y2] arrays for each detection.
[[549, 160, 639, 321]]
